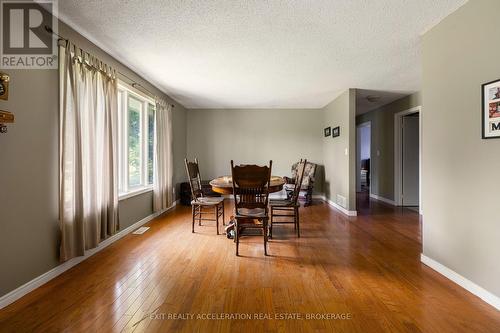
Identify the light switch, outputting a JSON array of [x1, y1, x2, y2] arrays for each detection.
[[344, 148, 348, 156], [377, 150, 380, 157]]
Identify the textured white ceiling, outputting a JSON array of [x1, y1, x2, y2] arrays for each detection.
[[356, 89, 409, 115], [58, 0, 467, 109]]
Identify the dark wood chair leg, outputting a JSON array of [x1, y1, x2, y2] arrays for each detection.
[[304, 188, 313, 206], [264, 219, 268, 256], [222, 202, 225, 226], [233, 223, 237, 243], [295, 207, 300, 238], [269, 207, 273, 239], [198, 206, 202, 226], [192, 205, 195, 233], [235, 224, 239, 256], [293, 208, 297, 230], [215, 205, 219, 235]]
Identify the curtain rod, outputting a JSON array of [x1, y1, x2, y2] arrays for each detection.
[[45, 25, 175, 108]]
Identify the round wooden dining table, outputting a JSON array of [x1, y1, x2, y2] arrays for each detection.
[[210, 176, 285, 195]]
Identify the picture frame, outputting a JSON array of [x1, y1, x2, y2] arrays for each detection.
[[481, 79, 500, 139], [0, 73, 10, 101], [324, 126, 331, 137], [332, 126, 340, 137]]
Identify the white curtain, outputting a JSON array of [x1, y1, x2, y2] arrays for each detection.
[[153, 100, 173, 212], [59, 42, 119, 261]]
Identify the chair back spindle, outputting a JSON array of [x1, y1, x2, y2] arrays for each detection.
[[185, 158, 203, 201], [230, 160, 272, 215]]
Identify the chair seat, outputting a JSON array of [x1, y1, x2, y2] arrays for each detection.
[[269, 199, 297, 207], [191, 197, 224, 206], [236, 208, 267, 218]]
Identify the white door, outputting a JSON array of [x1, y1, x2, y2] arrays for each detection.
[[402, 114, 419, 206]]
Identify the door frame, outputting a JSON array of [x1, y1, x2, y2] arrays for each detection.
[[394, 106, 422, 213], [356, 121, 371, 193]]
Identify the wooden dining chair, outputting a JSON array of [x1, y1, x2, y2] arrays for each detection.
[[269, 159, 307, 238], [231, 160, 272, 256], [185, 158, 225, 234]]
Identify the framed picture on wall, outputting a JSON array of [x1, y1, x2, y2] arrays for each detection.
[[482, 79, 500, 139], [332, 126, 340, 137], [0, 73, 9, 101], [324, 126, 331, 137]]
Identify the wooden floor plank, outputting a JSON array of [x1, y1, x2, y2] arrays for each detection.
[[0, 195, 499, 333]]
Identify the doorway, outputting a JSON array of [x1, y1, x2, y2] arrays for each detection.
[[394, 106, 421, 213], [356, 122, 371, 193]]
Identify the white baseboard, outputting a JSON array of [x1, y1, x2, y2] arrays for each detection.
[[0, 200, 179, 310], [321, 196, 357, 216], [370, 193, 423, 215], [420, 254, 500, 311], [369, 193, 396, 206]]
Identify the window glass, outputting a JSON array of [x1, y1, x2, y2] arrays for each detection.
[[128, 96, 142, 188], [117, 83, 157, 197]]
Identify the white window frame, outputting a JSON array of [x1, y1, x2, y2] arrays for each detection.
[[118, 81, 156, 200]]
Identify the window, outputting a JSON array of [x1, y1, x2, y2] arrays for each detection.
[[118, 82, 155, 197]]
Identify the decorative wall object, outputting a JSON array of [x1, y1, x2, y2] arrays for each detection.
[[0, 73, 10, 101], [332, 126, 340, 137], [324, 126, 331, 137], [0, 110, 14, 133], [482, 79, 500, 139]]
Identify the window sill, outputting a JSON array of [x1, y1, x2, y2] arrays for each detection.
[[119, 187, 153, 201]]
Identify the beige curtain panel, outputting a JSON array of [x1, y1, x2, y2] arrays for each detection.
[[58, 42, 119, 261], [153, 100, 174, 212]]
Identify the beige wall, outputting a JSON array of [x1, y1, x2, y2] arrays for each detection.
[[356, 92, 421, 200], [322, 89, 356, 211], [186, 108, 324, 193], [0, 21, 187, 297], [422, 0, 500, 297]]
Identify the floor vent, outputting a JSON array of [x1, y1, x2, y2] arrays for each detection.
[[132, 227, 150, 235]]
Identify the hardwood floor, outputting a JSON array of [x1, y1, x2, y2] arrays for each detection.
[[0, 195, 499, 332]]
